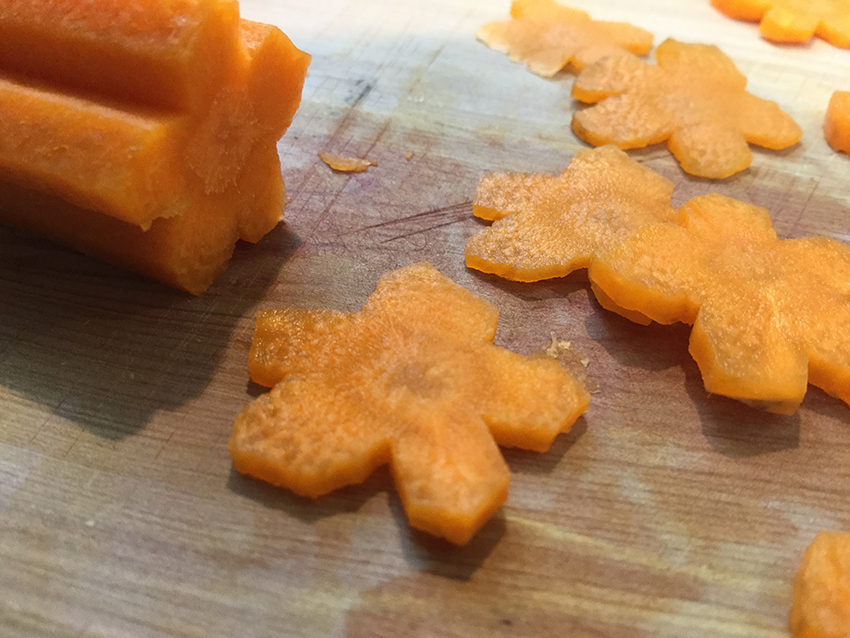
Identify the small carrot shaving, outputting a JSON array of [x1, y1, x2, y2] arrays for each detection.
[[319, 151, 377, 172]]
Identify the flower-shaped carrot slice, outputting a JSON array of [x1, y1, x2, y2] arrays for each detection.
[[589, 193, 850, 414], [476, 0, 652, 78], [571, 39, 803, 179], [712, 0, 850, 47], [825, 91, 850, 153], [790, 531, 850, 637], [465, 145, 676, 285], [230, 263, 590, 545]]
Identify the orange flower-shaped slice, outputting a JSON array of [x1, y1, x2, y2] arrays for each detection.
[[589, 193, 850, 414], [476, 0, 652, 77], [230, 263, 590, 545], [790, 531, 850, 637], [712, 0, 850, 47], [464, 145, 676, 284], [825, 91, 850, 153], [571, 39, 802, 179]]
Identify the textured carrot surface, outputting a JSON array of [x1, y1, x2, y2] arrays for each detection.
[[790, 531, 850, 637], [0, 0, 241, 111], [825, 91, 850, 154], [476, 0, 652, 78], [712, 0, 850, 48], [0, 1, 310, 294], [589, 193, 850, 414], [230, 263, 590, 545], [465, 145, 675, 285], [571, 38, 802, 179]]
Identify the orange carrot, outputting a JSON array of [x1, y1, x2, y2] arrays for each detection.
[[0, 1, 310, 293], [571, 39, 802, 179], [231, 263, 590, 545]]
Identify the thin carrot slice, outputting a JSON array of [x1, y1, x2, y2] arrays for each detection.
[[230, 262, 590, 545], [571, 39, 802, 179], [476, 0, 652, 78], [589, 193, 850, 414], [464, 145, 675, 283], [790, 531, 850, 637], [712, 0, 850, 48], [825, 91, 850, 153]]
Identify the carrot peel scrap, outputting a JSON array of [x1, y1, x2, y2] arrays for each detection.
[[230, 263, 590, 545]]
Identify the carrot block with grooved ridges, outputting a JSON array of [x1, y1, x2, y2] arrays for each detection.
[[0, 0, 310, 294]]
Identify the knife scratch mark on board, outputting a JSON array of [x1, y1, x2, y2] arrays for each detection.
[[326, 80, 376, 147], [378, 218, 467, 244], [404, 43, 446, 98], [362, 118, 392, 157], [790, 177, 822, 237], [356, 202, 472, 232]]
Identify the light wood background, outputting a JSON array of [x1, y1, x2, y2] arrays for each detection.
[[2, 0, 850, 636]]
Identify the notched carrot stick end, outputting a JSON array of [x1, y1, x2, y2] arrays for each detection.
[[0, 3, 309, 293]]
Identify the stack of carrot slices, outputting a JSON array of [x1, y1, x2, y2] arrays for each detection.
[[466, 146, 850, 415]]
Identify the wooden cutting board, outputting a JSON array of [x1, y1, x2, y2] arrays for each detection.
[[2, 0, 850, 635]]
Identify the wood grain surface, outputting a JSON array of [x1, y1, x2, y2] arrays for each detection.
[[2, 0, 850, 636]]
